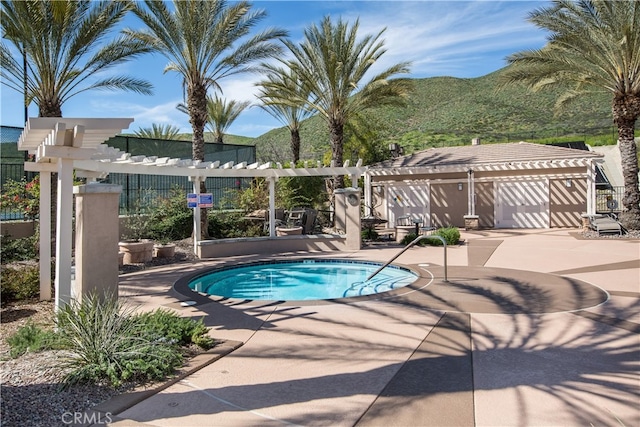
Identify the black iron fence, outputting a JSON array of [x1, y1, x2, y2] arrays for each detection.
[[1, 135, 257, 219], [595, 186, 625, 214]]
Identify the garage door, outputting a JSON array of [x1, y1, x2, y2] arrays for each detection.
[[496, 180, 549, 228]]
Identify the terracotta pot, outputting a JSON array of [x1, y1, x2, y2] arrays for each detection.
[[276, 226, 303, 236], [154, 243, 176, 258], [118, 240, 154, 264]]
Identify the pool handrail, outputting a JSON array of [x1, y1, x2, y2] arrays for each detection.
[[366, 234, 448, 282]]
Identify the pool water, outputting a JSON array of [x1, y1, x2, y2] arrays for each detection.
[[188, 259, 418, 300]]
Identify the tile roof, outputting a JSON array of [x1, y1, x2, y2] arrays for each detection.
[[374, 141, 603, 168]]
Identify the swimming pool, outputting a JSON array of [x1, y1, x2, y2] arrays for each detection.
[[188, 259, 418, 300]]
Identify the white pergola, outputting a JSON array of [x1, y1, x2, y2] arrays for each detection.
[[17, 118, 367, 310]]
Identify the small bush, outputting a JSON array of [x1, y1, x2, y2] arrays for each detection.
[[147, 187, 193, 242], [400, 232, 419, 245], [362, 229, 379, 240], [1, 234, 38, 264], [434, 226, 461, 245], [56, 294, 184, 387], [400, 227, 461, 246], [208, 210, 248, 238], [136, 308, 214, 349], [1, 264, 40, 302], [7, 323, 61, 358]]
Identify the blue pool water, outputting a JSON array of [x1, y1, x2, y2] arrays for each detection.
[[188, 259, 418, 300]]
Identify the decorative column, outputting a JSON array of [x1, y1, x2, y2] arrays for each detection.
[[335, 187, 362, 251], [464, 168, 479, 230], [73, 183, 122, 301], [17, 117, 134, 311]]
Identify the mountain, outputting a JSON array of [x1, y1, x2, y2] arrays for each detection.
[[250, 67, 614, 162]]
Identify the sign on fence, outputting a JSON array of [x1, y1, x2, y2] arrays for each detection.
[[187, 193, 213, 208], [187, 193, 198, 208], [198, 193, 213, 208]]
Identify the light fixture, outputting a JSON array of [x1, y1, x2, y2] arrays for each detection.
[[565, 178, 572, 188], [458, 183, 463, 191], [389, 143, 404, 158]]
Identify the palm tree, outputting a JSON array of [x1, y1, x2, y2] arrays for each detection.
[[127, 0, 286, 237], [0, 0, 153, 117], [257, 65, 313, 163], [134, 123, 182, 140], [500, 0, 640, 230], [179, 95, 250, 144], [0, 0, 153, 263], [281, 16, 412, 188], [127, 0, 285, 161]]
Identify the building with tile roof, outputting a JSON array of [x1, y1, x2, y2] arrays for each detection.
[[364, 141, 605, 229]]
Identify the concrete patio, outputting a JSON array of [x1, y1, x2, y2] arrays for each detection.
[[99, 229, 639, 426]]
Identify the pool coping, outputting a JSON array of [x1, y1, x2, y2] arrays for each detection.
[[172, 257, 429, 307]]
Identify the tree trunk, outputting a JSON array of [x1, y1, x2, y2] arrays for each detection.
[[290, 128, 301, 163], [612, 95, 640, 230], [329, 118, 345, 189], [188, 81, 210, 238]]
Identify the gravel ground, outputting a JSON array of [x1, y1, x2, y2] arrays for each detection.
[[0, 239, 198, 427]]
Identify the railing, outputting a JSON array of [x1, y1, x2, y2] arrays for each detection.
[[596, 186, 624, 213], [367, 234, 448, 283]]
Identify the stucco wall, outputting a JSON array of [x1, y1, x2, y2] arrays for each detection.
[[549, 177, 587, 227]]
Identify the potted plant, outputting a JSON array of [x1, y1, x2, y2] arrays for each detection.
[[153, 236, 176, 258], [119, 199, 154, 264]]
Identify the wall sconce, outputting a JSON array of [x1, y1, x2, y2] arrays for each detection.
[[458, 183, 464, 191], [389, 143, 404, 158], [565, 178, 572, 188]]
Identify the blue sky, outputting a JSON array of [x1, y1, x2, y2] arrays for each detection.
[[0, 0, 550, 138]]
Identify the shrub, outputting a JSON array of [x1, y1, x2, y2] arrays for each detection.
[[399, 227, 461, 246], [0, 176, 40, 220], [56, 294, 184, 387], [208, 210, 248, 238], [1, 234, 38, 264], [136, 309, 214, 349], [7, 323, 61, 358], [147, 187, 192, 243], [400, 232, 419, 245], [1, 263, 40, 302], [434, 226, 461, 245]]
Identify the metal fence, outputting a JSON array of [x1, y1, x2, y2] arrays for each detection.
[[1, 134, 257, 219], [595, 186, 625, 214]]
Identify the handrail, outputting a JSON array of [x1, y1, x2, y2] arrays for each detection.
[[366, 234, 448, 282]]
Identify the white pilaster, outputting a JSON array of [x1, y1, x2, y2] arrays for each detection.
[[55, 158, 74, 311], [39, 171, 52, 301]]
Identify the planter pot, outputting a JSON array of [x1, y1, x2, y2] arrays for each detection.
[[276, 226, 303, 236], [118, 240, 154, 264], [154, 243, 176, 258]]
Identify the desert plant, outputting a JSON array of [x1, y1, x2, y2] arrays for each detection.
[[7, 322, 61, 358], [432, 226, 461, 246], [56, 294, 183, 387], [136, 308, 214, 349], [400, 227, 461, 246]]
